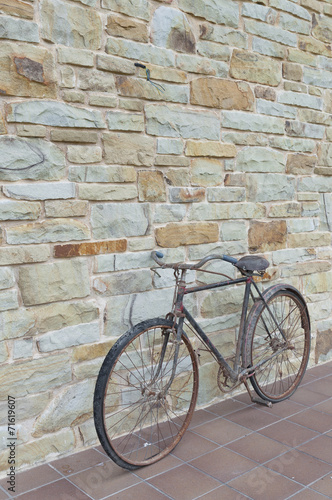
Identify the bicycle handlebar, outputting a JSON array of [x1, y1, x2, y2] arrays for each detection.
[[151, 251, 238, 270]]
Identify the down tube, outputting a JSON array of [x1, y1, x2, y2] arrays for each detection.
[[182, 306, 238, 381]]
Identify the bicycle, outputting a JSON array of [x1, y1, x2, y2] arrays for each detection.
[[94, 251, 311, 470]]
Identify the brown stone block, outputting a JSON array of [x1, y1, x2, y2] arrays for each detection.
[[0, 0, 34, 19], [106, 13, 148, 42], [186, 140, 236, 157], [0, 110, 7, 135], [230, 49, 281, 87], [286, 154, 316, 175], [249, 220, 287, 253], [315, 329, 332, 363], [298, 35, 331, 57], [282, 62, 303, 82], [54, 239, 127, 258], [155, 222, 219, 247], [191, 77, 254, 110], [254, 86, 276, 101], [138, 170, 166, 202], [0, 43, 56, 98]]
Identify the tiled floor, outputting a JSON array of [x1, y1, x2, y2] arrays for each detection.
[[1, 361, 332, 500]]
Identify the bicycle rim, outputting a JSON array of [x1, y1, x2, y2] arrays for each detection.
[[248, 291, 310, 402], [98, 320, 198, 468]]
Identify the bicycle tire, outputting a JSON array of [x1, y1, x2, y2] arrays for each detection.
[[243, 285, 310, 403], [93, 318, 199, 470]]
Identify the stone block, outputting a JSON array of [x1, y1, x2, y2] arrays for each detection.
[[252, 37, 285, 59], [0, 353, 71, 398], [0, 0, 34, 19], [176, 53, 228, 77], [247, 174, 296, 202], [154, 204, 186, 223], [106, 13, 148, 43], [72, 340, 116, 363], [103, 132, 154, 166], [223, 132, 269, 147], [107, 111, 144, 132], [222, 111, 284, 134], [57, 47, 94, 67], [207, 187, 246, 202], [200, 22, 248, 49], [50, 130, 98, 143], [166, 168, 190, 186], [116, 76, 189, 104], [268, 202, 301, 218], [45, 200, 88, 218], [60, 66, 75, 88], [78, 184, 137, 201], [0, 245, 50, 266], [13, 338, 33, 359], [93, 269, 152, 296], [0, 200, 41, 220], [221, 221, 247, 241], [169, 187, 205, 203], [0, 14, 38, 42], [303, 271, 332, 294], [3, 182, 76, 200], [155, 156, 189, 166], [106, 37, 175, 67], [138, 171, 166, 202], [0, 267, 15, 290], [230, 49, 282, 86], [242, 3, 277, 22], [286, 153, 316, 174], [155, 222, 219, 247], [249, 220, 287, 253], [91, 203, 150, 239], [41, 0, 102, 49], [0, 42, 56, 98], [128, 237, 155, 252], [245, 19, 297, 46], [318, 143, 332, 167], [191, 158, 223, 187], [269, 136, 316, 152], [37, 322, 100, 353], [287, 218, 319, 233], [324, 90, 332, 114], [303, 66, 332, 89], [315, 328, 332, 364], [190, 77, 254, 110], [0, 289, 19, 312], [236, 147, 285, 173], [69, 165, 136, 183], [136, 64, 187, 84], [279, 13, 311, 34], [7, 101, 106, 128], [151, 6, 195, 53], [201, 286, 244, 318], [0, 309, 34, 341], [77, 69, 116, 93], [312, 13, 332, 44], [101, 0, 150, 21], [285, 120, 325, 139], [119, 99, 144, 112], [298, 34, 331, 57], [157, 138, 183, 155], [287, 47, 317, 66], [185, 140, 236, 157], [283, 62, 303, 81], [67, 145, 102, 164], [254, 87, 276, 102], [18, 259, 90, 306], [298, 109, 332, 126], [189, 202, 266, 221], [270, 0, 311, 20], [178, 0, 239, 28], [288, 232, 331, 248], [95, 250, 154, 273], [197, 41, 231, 61], [63, 91, 84, 105], [54, 239, 126, 258], [272, 248, 316, 265], [96, 54, 135, 75]]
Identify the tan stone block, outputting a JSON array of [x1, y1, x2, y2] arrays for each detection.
[[63, 90, 85, 103], [0, 0, 34, 19], [119, 99, 144, 111], [54, 239, 127, 258], [16, 125, 46, 137], [185, 140, 236, 157], [6, 219, 90, 245], [191, 158, 223, 187], [155, 222, 219, 247], [116, 76, 187, 103], [286, 154, 317, 175], [303, 271, 332, 294], [103, 132, 154, 166], [282, 62, 303, 82], [224, 173, 246, 187], [138, 170, 166, 201], [169, 187, 205, 203], [287, 48, 317, 66], [78, 183, 137, 201], [106, 13, 148, 42], [284, 81, 307, 92], [155, 155, 190, 167], [0, 110, 7, 135], [165, 168, 190, 186], [268, 202, 301, 218], [31, 301, 99, 334], [190, 77, 254, 110], [45, 200, 89, 218], [51, 129, 98, 143], [249, 220, 287, 253], [72, 339, 116, 362], [324, 90, 332, 114], [281, 261, 331, 279], [309, 86, 323, 96], [300, 0, 322, 13], [0, 42, 56, 98], [298, 109, 331, 126], [0, 245, 50, 266], [298, 35, 332, 57], [230, 49, 281, 86], [137, 64, 187, 84], [288, 232, 331, 248]]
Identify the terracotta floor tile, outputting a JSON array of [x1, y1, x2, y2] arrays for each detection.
[[269, 399, 306, 418], [193, 417, 251, 445], [290, 387, 329, 406], [307, 362, 332, 378], [188, 409, 218, 429], [266, 450, 332, 485], [298, 435, 332, 464], [310, 473, 332, 497], [0, 488, 9, 500], [13, 478, 91, 500], [226, 433, 289, 464], [306, 378, 332, 398], [224, 406, 280, 431], [288, 408, 332, 433], [147, 464, 220, 500], [190, 447, 256, 483], [228, 466, 302, 500], [259, 420, 319, 447], [134, 454, 182, 480], [289, 488, 331, 499], [197, 484, 250, 499], [69, 461, 140, 500], [104, 481, 170, 499], [171, 430, 219, 461], [314, 399, 332, 415], [51, 448, 108, 476], [0, 464, 61, 497], [206, 399, 247, 417]]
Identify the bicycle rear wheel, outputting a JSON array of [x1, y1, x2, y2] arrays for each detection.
[[94, 318, 198, 470], [244, 286, 310, 403]]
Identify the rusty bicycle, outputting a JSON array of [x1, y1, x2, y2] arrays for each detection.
[[94, 251, 310, 470]]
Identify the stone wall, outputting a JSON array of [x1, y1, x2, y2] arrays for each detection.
[[0, 0, 332, 475]]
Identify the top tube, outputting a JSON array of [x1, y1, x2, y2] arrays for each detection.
[[151, 251, 238, 270]]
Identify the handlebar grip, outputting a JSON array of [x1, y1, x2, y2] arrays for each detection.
[[223, 255, 238, 264], [155, 251, 164, 258]]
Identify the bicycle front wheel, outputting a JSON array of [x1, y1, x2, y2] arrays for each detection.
[[94, 318, 199, 470], [244, 286, 310, 403]]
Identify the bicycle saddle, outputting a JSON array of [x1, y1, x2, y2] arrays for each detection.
[[235, 255, 269, 272]]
